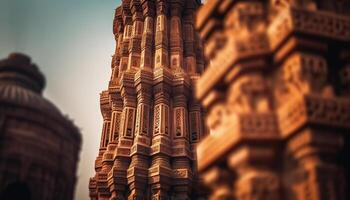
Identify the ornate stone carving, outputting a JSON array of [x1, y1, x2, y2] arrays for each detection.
[[90, 0, 204, 199], [195, 1, 350, 199]]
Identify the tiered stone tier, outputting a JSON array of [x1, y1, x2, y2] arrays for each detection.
[[195, 0, 350, 199], [89, 0, 206, 199]]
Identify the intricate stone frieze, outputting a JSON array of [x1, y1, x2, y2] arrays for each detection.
[[195, 1, 350, 199]]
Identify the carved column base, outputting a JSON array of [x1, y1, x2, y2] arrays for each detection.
[[108, 157, 129, 200], [89, 177, 98, 200], [97, 171, 111, 200], [127, 168, 148, 200]]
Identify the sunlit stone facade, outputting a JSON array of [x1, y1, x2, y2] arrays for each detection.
[[196, 0, 350, 199], [89, 0, 205, 199]]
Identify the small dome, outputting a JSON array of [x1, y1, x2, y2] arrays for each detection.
[[0, 53, 62, 119], [0, 53, 45, 94]]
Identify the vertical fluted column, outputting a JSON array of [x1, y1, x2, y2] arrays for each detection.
[[183, 4, 196, 74], [102, 93, 123, 176], [169, 0, 184, 72], [149, 81, 172, 200], [154, 0, 169, 69], [188, 101, 202, 145], [112, 7, 124, 80], [172, 82, 193, 199], [109, 101, 123, 144], [119, 3, 132, 73], [128, 0, 143, 70], [100, 120, 112, 149], [97, 91, 113, 199], [101, 119, 114, 173], [140, 0, 155, 70], [109, 72, 137, 200], [127, 69, 153, 200]]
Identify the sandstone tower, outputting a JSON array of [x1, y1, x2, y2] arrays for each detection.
[[89, 0, 205, 199], [195, 0, 350, 199], [0, 53, 81, 200]]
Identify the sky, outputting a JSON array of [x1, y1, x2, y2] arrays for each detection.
[[0, 0, 121, 199]]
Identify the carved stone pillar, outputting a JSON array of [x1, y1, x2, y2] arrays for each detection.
[[109, 94, 123, 145], [96, 91, 113, 199], [128, 0, 143, 70], [119, 3, 132, 73], [127, 70, 153, 200], [149, 80, 172, 200], [169, 0, 184, 73], [102, 92, 123, 198], [109, 71, 137, 200], [154, 0, 169, 69], [112, 7, 124, 80], [285, 128, 345, 200], [188, 99, 203, 144], [171, 77, 193, 199], [183, 4, 196, 74], [140, 0, 155, 70]]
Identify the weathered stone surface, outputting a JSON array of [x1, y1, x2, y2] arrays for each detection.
[[196, 1, 350, 199], [89, 0, 205, 199]]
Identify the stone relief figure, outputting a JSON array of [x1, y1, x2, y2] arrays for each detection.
[[276, 53, 334, 105], [206, 102, 230, 134], [228, 74, 272, 114]]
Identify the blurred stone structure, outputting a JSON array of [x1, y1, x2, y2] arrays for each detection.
[[195, 0, 350, 199], [89, 0, 206, 199], [0, 53, 81, 200]]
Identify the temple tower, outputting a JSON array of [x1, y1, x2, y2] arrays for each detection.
[[89, 0, 204, 199], [195, 0, 350, 199]]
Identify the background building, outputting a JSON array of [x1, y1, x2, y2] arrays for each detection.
[[0, 53, 81, 200], [89, 0, 207, 199], [195, 0, 350, 199]]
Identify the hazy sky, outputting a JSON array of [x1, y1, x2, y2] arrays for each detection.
[[0, 0, 121, 199]]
